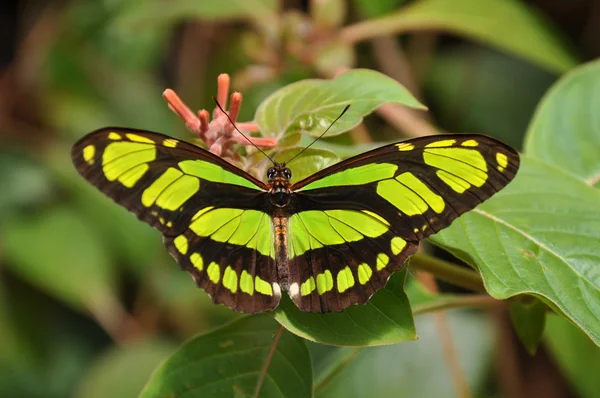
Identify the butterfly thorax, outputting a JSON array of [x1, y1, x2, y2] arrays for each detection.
[[266, 163, 292, 208]]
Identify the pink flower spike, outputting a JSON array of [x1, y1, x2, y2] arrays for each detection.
[[215, 74, 230, 117], [244, 136, 278, 148], [236, 122, 260, 132], [224, 92, 242, 135], [198, 109, 211, 142], [163, 89, 201, 135], [162, 75, 278, 159]]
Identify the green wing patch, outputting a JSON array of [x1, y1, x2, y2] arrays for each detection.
[[288, 134, 519, 312]]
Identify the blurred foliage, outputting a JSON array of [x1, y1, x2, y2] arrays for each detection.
[[1, 0, 599, 397]]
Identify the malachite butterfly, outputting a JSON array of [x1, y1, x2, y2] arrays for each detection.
[[72, 128, 519, 313]]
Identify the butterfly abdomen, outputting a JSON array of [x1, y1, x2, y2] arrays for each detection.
[[273, 213, 291, 290]]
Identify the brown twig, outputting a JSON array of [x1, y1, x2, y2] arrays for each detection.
[[376, 103, 439, 138], [85, 295, 143, 346], [371, 36, 421, 98]]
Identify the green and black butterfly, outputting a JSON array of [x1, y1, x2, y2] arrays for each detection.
[[72, 127, 519, 313]]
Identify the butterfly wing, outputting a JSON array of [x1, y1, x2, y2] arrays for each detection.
[[72, 128, 280, 313], [287, 134, 519, 312]]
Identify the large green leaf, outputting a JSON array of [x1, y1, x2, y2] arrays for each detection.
[[342, 0, 576, 73], [430, 156, 600, 346], [255, 69, 425, 141], [141, 316, 312, 398], [274, 270, 416, 346], [314, 311, 493, 397], [525, 59, 600, 187]]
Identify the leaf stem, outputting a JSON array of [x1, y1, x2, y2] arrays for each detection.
[[253, 325, 284, 398], [409, 253, 486, 293], [412, 294, 502, 316]]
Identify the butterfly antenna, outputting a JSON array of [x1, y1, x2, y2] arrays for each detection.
[[285, 104, 351, 165], [212, 97, 275, 164]]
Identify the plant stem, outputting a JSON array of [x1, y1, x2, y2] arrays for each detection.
[[409, 253, 486, 293], [412, 295, 502, 316]]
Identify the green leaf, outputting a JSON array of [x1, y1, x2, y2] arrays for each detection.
[[75, 340, 176, 398], [141, 315, 312, 398], [115, 0, 278, 31], [273, 147, 339, 182], [274, 270, 416, 346], [525, 59, 600, 186], [545, 314, 600, 398], [255, 69, 425, 142], [1, 207, 117, 312], [314, 311, 493, 397], [298, 135, 399, 158], [509, 297, 547, 354], [343, 0, 576, 73], [430, 156, 600, 346]]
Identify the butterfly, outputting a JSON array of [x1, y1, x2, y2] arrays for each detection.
[[72, 127, 519, 313]]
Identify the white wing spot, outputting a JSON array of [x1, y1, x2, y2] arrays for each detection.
[[273, 282, 282, 299], [289, 282, 299, 298]]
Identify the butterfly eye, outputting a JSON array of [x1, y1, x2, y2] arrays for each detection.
[[284, 168, 292, 179], [267, 167, 276, 179]]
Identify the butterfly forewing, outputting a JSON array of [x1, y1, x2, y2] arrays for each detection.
[[287, 134, 519, 312]]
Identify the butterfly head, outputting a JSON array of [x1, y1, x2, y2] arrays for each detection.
[[267, 163, 291, 181], [267, 163, 292, 207]]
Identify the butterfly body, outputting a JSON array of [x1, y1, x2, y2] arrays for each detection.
[[72, 128, 519, 313]]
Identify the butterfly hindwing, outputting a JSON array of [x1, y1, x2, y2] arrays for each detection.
[[287, 210, 418, 311], [163, 208, 280, 313], [72, 128, 281, 312], [287, 134, 519, 312]]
